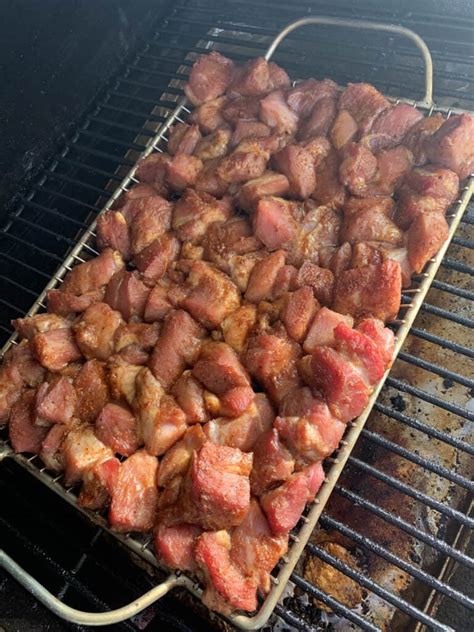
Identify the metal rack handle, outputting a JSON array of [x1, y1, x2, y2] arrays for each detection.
[[0, 549, 185, 626], [264, 16, 434, 107]]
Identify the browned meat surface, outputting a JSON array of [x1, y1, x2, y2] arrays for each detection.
[[9, 390, 50, 454], [250, 428, 294, 496], [190, 96, 228, 133], [259, 90, 299, 134], [406, 210, 449, 273], [61, 248, 124, 296], [104, 270, 150, 321], [135, 152, 171, 196], [298, 96, 338, 141], [194, 128, 231, 161], [95, 402, 139, 457], [402, 114, 444, 165], [338, 82, 390, 136], [168, 122, 202, 156], [369, 103, 423, 147], [245, 249, 286, 303], [185, 51, 235, 105], [280, 286, 319, 343], [172, 188, 232, 243], [253, 197, 299, 250], [47, 288, 105, 317], [31, 328, 82, 372], [96, 211, 131, 260], [427, 113, 474, 179], [312, 149, 346, 208], [272, 144, 316, 199], [287, 78, 338, 118], [330, 109, 358, 149], [230, 120, 271, 148]]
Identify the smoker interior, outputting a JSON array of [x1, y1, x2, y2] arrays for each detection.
[[0, 1, 473, 631]]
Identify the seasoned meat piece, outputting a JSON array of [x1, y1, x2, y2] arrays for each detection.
[[0, 361, 24, 423], [109, 450, 159, 532], [144, 283, 175, 323], [245, 331, 301, 404], [245, 250, 286, 303], [357, 318, 395, 368], [13, 314, 71, 341], [222, 95, 260, 124], [403, 114, 444, 165], [194, 158, 229, 198], [292, 202, 342, 266], [427, 113, 474, 179], [406, 210, 449, 273], [231, 120, 271, 148], [259, 90, 299, 134], [9, 390, 49, 454], [296, 262, 334, 306], [204, 393, 273, 451], [202, 217, 260, 271], [155, 523, 202, 572], [128, 196, 173, 256], [312, 149, 346, 208], [303, 307, 354, 353], [78, 457, 120, 510], [167, 154, 203, 191], [4, 342, 47, 389], [287, 77, 338, 116], [134, 152, 171, 196], [341, 198, 403, 245], [301, 136, 331, 166], [62, 423, 113, 486], [73, 303, 123, 361], [339, 143, 378, 196], [217, 149, 268, 184], [180, 261, 241, 329], [238, 171, 290, 213], [172, 189, 232, 243], [277, 390, 346, 462], [280, 287, 319, 343], [36, 377, 76, 425], [114, 322, 160, 355], [95, 402, 139, 457], [47, 288, 105, 317], [75, 359, 109, 423], [261, 463, 324, 534], [157, 425, 206, 487], [369, 103, 423, 147], [350, 242, 384, 268], [231, 498, 289, 594], [271, 264, 299, 299], [334, 323, 385, 386], [250, 428, 294, 496], [365, 145, 413, 196], [168, 122, 202, 155], [297, 96, 338, 141], [184, 51, 234, 105], [134, 234, 180, 282], [330, 109, 358, 149], [61, 249, 124, 296], [253, 197, 299, 251], [403, 164, 460, 200], [195, 530, 257, 615], [229, 57, 272, 97], [31, 328, 82, 372], [104, 270, 150, 321], [172, 371, 208, 424], [220, 304, 257, 354], [107, 358, 141, 406], [338, 82, 390, 135], [269, 61, 291, 90], [272, 144, 316, 199], [193, 341, 250, 394], [96, 211, 131, 260], [178, 442, 252, 530], [325, 242, 353, 277], [333, 259, 402, 323], [149, 310, 205, 389], [226, 251, 264, 293], [190, 96, 228, 133], [40, 423, 68, 472], [194, 128, 231, 161]]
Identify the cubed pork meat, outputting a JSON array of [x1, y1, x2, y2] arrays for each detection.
[[109, 450, 159, 532], [332, 259, 402, 323], [190, 96, 228, 133], [364, 145, 413, 196], [95, 402, 139, 457], [78, 457, 120, 510], [114, 322, 160, 355], [13, 313, 71, 341], [220, 304, 257, 354], [104, 270, 150, 321], [192, 342, 250, 394], [253, 197, 300, 251], [31, 328, 82, 372], [155, 523, 202, 572], [167, 154, 203, 192], [356, 318, 395, 369], [73, 303, 123, 361], [60, 248, 124, 296], [134, 152, 171, 196], [287, 78, 338, 118], [144, 283, 175, 323], [194, 127, 231, 161], [295, 261, 334, 306], [194, 159, 229, 198], [329, 109, 358, 149], [217, 149, 268, 184], [3, 342, 46, 387], [259, 90, 299, 134], [312, 149, 346, 208], [427, 113, 474, 179], [9, 390, 50, 453], [238, 171, 290, 213], [62, 423, 113, 486], [172, 371, 208, 424], [96, 211, 131, 260], [230, 120, 271, 148], [167, 122, 202, 155], [406, 210, 449, 273], [39, 423, 68, 472], [303, 307, 354, 353], [184, 51, 235, 105], [127, 196, 173, 256], [249, 428, 295, 496], [333, 322, 385, 386], [272, 145, 316, 199], [172, 189, 232, 244], [341, 197, 404, 245], [229, 57, 276, 97], [0, 362, 24, 424], [157, 425, 206, 488], [222, 95, 261, 124], [369, 103, 424, 148], [339, 142, 378, 196], [403, 114, 444, 165], [338, 83, 390, 136], [47, 288, 106, 317], [297, 96, 338, 141], [202, 217, 261, 272], [134, 234, 180, 282], [36, 377, 76, 425], [107, 358, 141, 406], [280, 287, 319, 343]]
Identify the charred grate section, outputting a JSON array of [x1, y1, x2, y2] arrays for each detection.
[[1, 2, 473, 631]]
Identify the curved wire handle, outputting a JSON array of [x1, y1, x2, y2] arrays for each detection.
[[264, 16, 434, 107], [0, 550, 185, 626]]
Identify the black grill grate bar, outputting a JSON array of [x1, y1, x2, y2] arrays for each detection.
[[88, 115, 157, 137], [0, 232, 64, 262], [127, 62, 190, 80], [319, 514, 474, 609], [374, 402, 474, 455], [452, 236, 474, 248], [360, 428, 474, 492], [419, 302, 474, 327], [6, 215, 77, 246], [0, 298, 23, 314], [441, 257, 474, 275], [385, 377, 473, 421], [45, 171, 113, 197], [0, 253, 52, 280], [17, 198, 90, 228], [298, 545, 453, 632], [334, 485, 474, 568], [347, 456, 473, 527], [66, 142, 136, 166], [97, 102, 169, 124], [116, 76, 184, 95], [55, 156, 123, 181], [77, 128, 148, 152], [431, 279, 474, 300], [0, 275, 43, 298], [33, 184, 100, 212], [397, 351, 474, 388], [409, 327, 474, 358]]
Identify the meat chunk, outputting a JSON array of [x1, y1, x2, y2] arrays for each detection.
[[73, 303, 123, 361], [0, 362, 24, 424], [167, 122, 201, 155], [253, 197, 299, 250], [114, 322, 160, 355], [167, 154, 203, 191], [31, 328, 82, 372], [191, 96, 228, 133], [202, 217, 260, 272], [194, 159, 229, 198], [341, 198, 403, 245], [149, 310, 205, 389], [287, 78, 338, 118], [193, 342, 250, 393], [172, 371, 208, 424], [273, 144, 316, 199], [204, 394, 273, 452], [78, 457, 120, 510], [62, 424, 113, 486], [427, 113, 474, 179], [109, 450, 159, 532], [231, 120, 271, 148], [74, 359, 109, 423], [261, 463, 324, 534], [179, 261, 241, 329], [96, 211, 131, 260], [172, 189, 232, 244], [155, 523, 202, 572], [338, 83, 390, 136], [95, 403, 139, 457], [104, 270, 150, 321], [47, 288, 105, 317], [39, 423, 68, 471], [369, 103, 424, 147], [107, 358, 141, 406], [250, 428, 294, 496], [134, 234, 180, 282], [333, 259, 402, 323], [303, 307, 353, 353], [296, 262, 334, 306], [280, 287, 319, 343], [292, 202, 341, 266], [229, 57, 274, 97], [259, 90, 299, 134], [13, 313, 71, 341], [366, 145, 413, 196], [339, 143, 378, 196], [126, 196, 173, 256], [194, 128, 231, 161], [245, 250, 286, 303], [330, 109, 358, 149], [217, 149, 268, 184], [36, 377, 76, 425], [143, 283, 175, 323], [135, 152, 171, 196], [334, 322, 385, 386], [312, 149, 346, 208], [356, 318, 395, 369], [157, 425, 206, 487], [403, 114, 444, 165], [9, 390, 49, 453], [406, 210, 449, 273], [61, 249, 124, 296], [297, 96, 338, 141], [238, 171, 290, 213], [221, 304, 257, 354], [185, 51, 234, 105], [3, 342, 46, 388], [222, 95, 260, 124]]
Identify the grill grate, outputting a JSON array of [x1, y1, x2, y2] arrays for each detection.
[[1, 2, 473, 631]]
